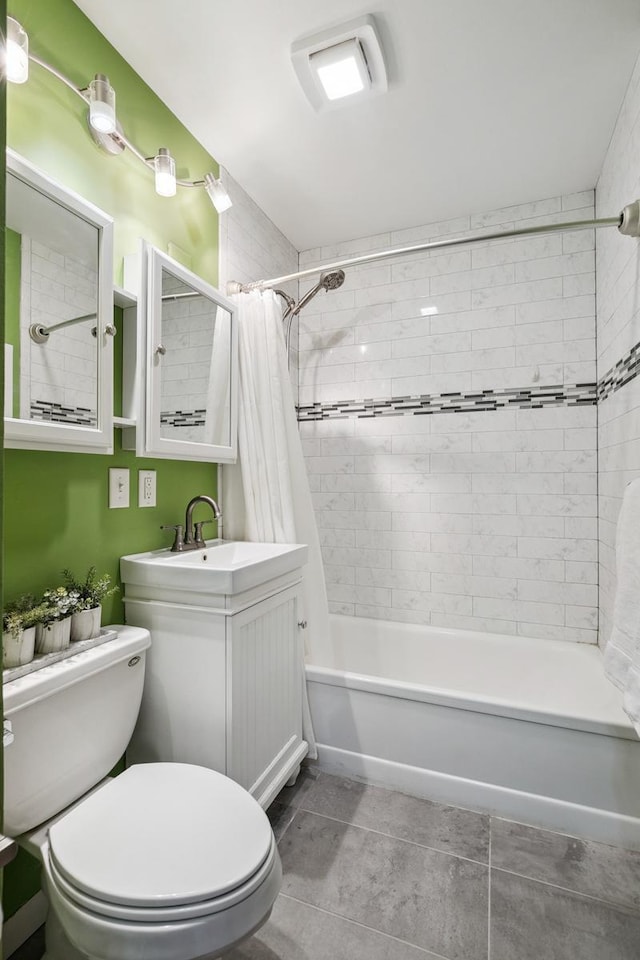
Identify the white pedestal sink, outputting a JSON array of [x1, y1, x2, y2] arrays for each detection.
[[120, 539, 308, 596]]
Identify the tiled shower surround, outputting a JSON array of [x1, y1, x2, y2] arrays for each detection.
[[217, 51, 640, 648], [597, 50, 640, 650], [298, 197, 599, 640]]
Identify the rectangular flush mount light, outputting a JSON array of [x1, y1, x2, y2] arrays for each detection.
[[292, 14, 387, 112], [310, 39, 369, 101]]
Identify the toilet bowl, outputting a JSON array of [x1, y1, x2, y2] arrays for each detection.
[[34, 764, 282, 960], [4, 627, 281, 960]]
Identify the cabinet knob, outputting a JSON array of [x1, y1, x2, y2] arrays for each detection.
[[298, 620, 308, 629]]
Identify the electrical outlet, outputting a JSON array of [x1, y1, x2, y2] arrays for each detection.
[[138, 470, 157, 508], [109, 468, 130, 509]]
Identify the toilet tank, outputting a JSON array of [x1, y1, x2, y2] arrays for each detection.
[[3, 626, 151, 836]]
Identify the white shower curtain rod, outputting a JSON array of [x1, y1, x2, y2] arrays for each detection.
[[228, 200, 640, 294]]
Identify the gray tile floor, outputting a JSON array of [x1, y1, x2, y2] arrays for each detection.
[[230, 767, 640, 960], [9, 767, 640, 960]]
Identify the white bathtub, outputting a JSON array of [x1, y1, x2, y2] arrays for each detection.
[[306, 615, 640, 849]]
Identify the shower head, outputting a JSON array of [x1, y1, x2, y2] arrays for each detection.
[[319, 269, 346, 291], [291, 269, 347, 317]]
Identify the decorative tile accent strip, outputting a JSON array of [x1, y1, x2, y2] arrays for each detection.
[[161, 409, 207, 428], [598, 341, 640, 402], [31, 400, 96, 426], [297, 383, 597, 421]]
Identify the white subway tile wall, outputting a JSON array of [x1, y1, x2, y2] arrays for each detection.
[[21, 237, 98, 422], [218, 168, 299, 398], [299, 196, 598, 641], [596, 50, 640, 649]]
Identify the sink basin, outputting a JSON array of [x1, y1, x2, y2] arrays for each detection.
[[120, 540, 308, 596]]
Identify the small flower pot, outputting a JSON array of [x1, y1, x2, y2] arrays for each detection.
[[36, 617, 71, 654], [70, 606, 101, 642], [3, 626, 36, 668]]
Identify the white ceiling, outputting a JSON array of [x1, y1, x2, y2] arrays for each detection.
[[74, 0, 640, 251]]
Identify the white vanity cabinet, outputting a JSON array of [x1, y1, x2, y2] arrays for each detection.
[[123, 563, 308, 808]]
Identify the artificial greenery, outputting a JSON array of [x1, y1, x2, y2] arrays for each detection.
[[41, 586, 80, 622], [62, 566, 118, 611], [3, 594, 51, 638]]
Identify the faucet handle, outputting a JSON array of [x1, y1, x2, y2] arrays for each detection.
[[193, 520, 214, 545], [160, 523, 185, 552]]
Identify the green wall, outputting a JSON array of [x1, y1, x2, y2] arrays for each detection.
[[3, 0, 225, 921], [1, 0, 6, 929]]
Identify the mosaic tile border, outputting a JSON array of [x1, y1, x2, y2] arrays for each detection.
[[31, 400, 95, 426], [297, 383, 597, 421], [598, 341, 640, 403], [161, 409, 206, 428]]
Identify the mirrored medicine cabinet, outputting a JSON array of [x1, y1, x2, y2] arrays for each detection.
[[120, 243, 238, 463], [4, 149, 115, 453], [3, 151, 238, 464]]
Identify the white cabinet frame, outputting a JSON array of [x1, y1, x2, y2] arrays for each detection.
[[139, 244, 238, 463], [4, 149, 114, 454]]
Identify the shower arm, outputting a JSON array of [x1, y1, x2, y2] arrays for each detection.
[[227, 202, 640, 295]]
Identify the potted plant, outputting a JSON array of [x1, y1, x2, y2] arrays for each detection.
[[36, 586, 79, 654], [62, 567, 118, 642], [3, 595, 50, 668]]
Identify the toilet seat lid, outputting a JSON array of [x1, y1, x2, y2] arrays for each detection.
[[48, 764, 273, 908]]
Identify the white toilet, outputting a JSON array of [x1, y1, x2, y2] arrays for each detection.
[[3, 625, 281, 960]]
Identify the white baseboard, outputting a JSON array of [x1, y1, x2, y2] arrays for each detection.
[[3, 891, 47, 957], [316, 743, 640, 850]]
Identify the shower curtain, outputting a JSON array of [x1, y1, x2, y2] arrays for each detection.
[[222, 288, 330, 758], [204, 306, 231, 445]]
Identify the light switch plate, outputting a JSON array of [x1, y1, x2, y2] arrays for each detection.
[[109, 468, 130, 509], [138, 469, 156, 507]]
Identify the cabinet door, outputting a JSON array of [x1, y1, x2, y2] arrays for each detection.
[[142, 244, 238, 462], [226, 585, 306, 805], [4, 150, 114, 453]]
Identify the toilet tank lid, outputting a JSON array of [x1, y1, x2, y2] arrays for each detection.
[[3, 626, 150, 716], [48, 763, 273, 908]]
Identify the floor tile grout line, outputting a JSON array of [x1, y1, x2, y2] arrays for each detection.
[[293, 805, 491, 867], [488, 818, 492, 960], [491, 864, 640, 915], [271, 804, 298, 843], [279, 892, 457, 960]]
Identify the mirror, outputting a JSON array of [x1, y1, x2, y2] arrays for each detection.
[[137, 245, 237, 463], [4, 150, 114, 453], [158, 268, 233, 447]]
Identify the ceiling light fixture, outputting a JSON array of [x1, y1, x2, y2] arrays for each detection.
[[311, 39, 369, 101], [292, 14, 387, 112], [88, 73, 116, 134], [6, 16, 29, 84], [204, 173, 233, 213], [1, 18, 231, 213]]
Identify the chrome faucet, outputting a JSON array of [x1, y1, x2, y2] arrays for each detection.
[[185, 495, 222, 549], [161, 494, 222, 552]]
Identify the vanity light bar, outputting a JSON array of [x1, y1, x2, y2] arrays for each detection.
[[4, 19, 232, 212]]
